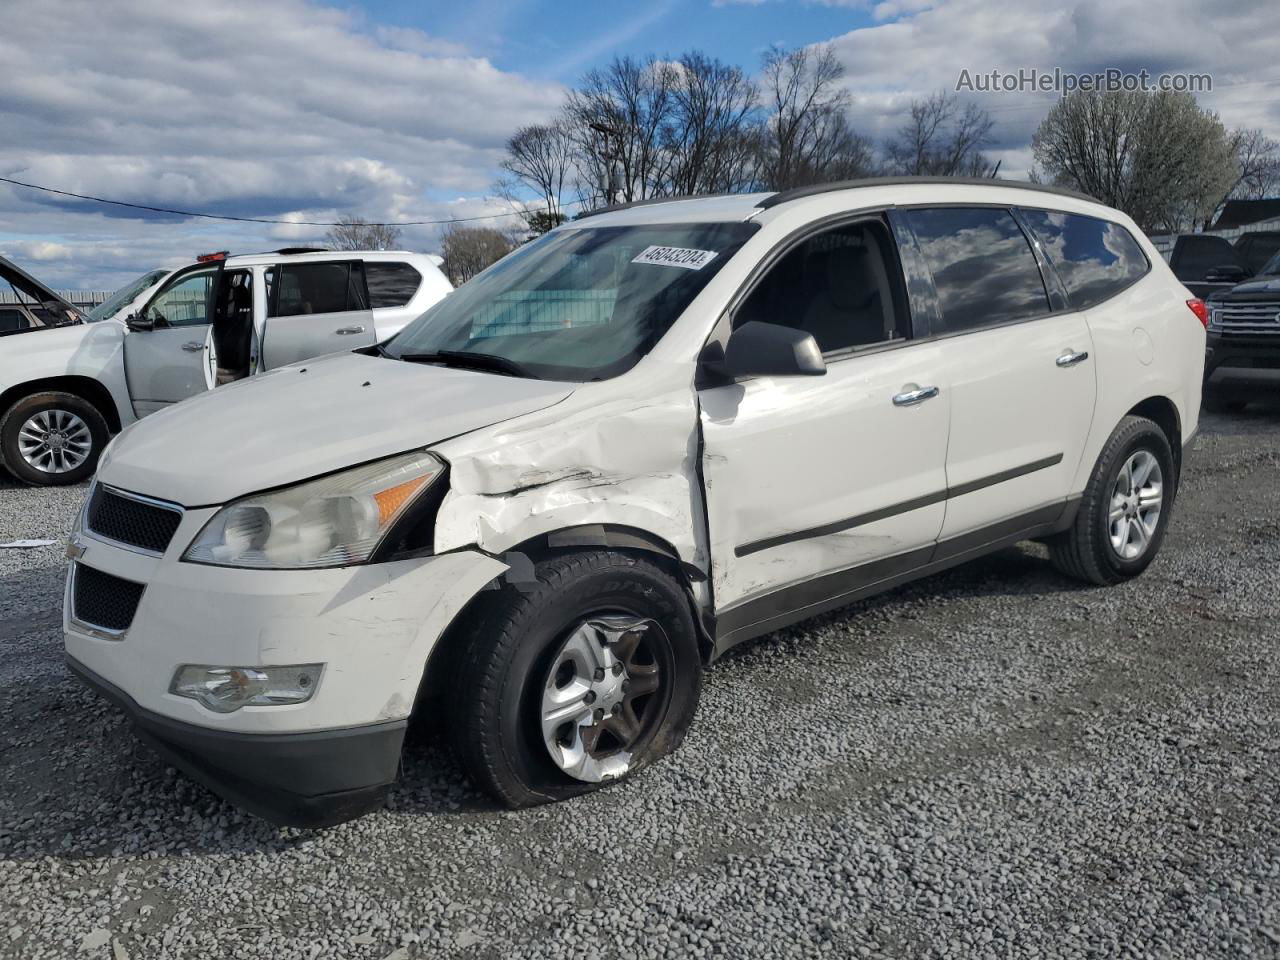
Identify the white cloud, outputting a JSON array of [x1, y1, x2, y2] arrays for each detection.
[[0, 0, 565, 287]]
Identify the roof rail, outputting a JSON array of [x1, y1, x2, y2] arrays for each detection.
[[574, 193, 732, 220], [273, 247, 329, 255], [756, 176, 1098, 209]]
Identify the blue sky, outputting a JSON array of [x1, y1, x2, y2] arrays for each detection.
[[358, 0, 878, 83], [0, 0, 1274, 289]]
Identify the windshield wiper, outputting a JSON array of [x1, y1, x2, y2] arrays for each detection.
[[394, 350, 534, 378]]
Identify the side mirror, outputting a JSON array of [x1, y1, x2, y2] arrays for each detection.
[[125, 313, 154, 332], [1205, 264, 1249, 284], [713, 321, 826, 379]]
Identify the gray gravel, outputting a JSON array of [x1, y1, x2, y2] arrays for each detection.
[[3, 404, 1280, 959]]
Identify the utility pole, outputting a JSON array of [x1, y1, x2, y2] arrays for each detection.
[[589, 120, 623, 207]]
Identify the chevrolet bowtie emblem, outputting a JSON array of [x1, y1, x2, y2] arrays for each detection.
[[66, 536, 87, 561]]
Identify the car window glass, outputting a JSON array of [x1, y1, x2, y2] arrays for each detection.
[[1237, 235, 1280, 275], [366, 262, 423, 308], [145, 268, 217, 327], [906, 207, 1050, 334], [735, 219, 909, 353], [270, 262, 367, 317], [0, 308, 30, 333], [1171, 236, 1241, 280], [1019, 209, 1150, 310]]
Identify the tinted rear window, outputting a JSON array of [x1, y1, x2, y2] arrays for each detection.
[[1019, 209, 1150, 310], [905, 207, 1050, 334], [365, 262, 423, 308], [270, 262, 369, 317], [1170, 235, 1241, 281]]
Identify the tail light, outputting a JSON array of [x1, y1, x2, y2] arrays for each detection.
[[1186, 298, 1209, 328]]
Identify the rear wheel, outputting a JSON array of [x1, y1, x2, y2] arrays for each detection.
[[1049, 415, 1175, 586], [0, 391, 109, 486], [448, 550, 702, 807]]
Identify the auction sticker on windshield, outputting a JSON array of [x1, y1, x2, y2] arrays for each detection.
[[631, 245, 719, 270]]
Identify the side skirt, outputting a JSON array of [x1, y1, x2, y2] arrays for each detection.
[[710, 499, 1079, 659]]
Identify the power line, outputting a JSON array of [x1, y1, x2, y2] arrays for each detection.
[[0, 174, 565, 227]]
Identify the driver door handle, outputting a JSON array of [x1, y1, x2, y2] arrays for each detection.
[[335, 325, 366, 335], [181, 341, 205, 352], [1056, 350, 1090, 367], [892, 385, 940, 407]]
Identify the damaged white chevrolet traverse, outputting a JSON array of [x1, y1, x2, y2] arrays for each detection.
[[65, 179, 1206, 826]]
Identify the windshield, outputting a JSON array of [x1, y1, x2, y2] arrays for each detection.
[[1260, 251, 1280, 278], [385, 222, 757, 381], [88, 269, 168, 322]]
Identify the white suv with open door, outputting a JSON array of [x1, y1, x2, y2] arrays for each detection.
[[0, 249, 450, 485], [64, 179, 1205, 827]]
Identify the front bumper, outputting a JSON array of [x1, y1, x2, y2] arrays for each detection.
[[69, 656, 404, 827], [1204, 333, 1280, 393]]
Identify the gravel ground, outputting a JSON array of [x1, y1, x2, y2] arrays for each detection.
[[3, 404, 1280, 960]]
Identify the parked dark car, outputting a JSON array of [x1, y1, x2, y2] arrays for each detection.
[[1203, 251, 1280, 412]]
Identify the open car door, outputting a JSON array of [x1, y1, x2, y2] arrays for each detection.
[[0, 254, 87, 333]]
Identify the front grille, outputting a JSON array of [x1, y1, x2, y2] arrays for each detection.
[[86, 485, 183, 554], [72, 563, 145, 634], [1213, 301, 1280, 335]]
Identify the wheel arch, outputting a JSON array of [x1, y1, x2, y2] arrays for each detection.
[[0, 375, 124, 433], [1125, 395, 1182, 482]]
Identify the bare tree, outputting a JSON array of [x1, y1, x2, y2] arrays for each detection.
[[566, 55, 679, 206], [757, 44, 873, 191], [885, 91, 996, 177], [1206, 128, 1280, 222], [323, 215, 402, 251], [1033, 89, 1237, 232], [498, 121, 575, 227], [439, 225, 514, 286], [664, 52, 760, 195]]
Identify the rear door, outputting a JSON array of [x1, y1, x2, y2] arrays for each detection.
[[898, 206, 1097, 544], [261, 260, 376, 369], [123, 264, 221, 416], [699, 215, 951, 639]]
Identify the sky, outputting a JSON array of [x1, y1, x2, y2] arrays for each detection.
[[1, 0, 1277, 289]]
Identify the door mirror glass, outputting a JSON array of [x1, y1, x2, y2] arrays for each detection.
[[125, 312, 155, 332], [716, 321, 826, 378]]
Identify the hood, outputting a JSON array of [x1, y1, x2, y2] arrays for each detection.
[[0, 255, 86, 326], [1209, 275, 1280, 302], [100, 351, 576, 505]]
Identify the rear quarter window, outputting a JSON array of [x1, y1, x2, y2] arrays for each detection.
[[365, 262, 423, 309], [1020, 209, 1150, 310], [904, 207, 1050, 334]]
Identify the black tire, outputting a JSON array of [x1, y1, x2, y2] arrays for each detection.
[[448, 550, 702, 808], [1203, 394, 1247, 415], [0, 391, 110, 486], [1048, 415, 1176, 586]]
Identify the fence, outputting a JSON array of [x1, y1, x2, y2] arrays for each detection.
[[0, 290, 111, 308]]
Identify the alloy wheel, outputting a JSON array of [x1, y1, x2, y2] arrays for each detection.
[[1108, 449, 1163, 561], [539, 615, 665, 783], [16, 409, 93, 475]]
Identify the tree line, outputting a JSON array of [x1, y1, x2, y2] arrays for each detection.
[[326, 43, 1280, 283]]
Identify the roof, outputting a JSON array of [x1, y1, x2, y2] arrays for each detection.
[[1211, 199, 1280, 231], [564, 177, 1109, 229]]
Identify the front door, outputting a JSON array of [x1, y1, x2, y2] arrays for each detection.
[[261, 260, 376, 370], [899, 206, 1097, 541], [123, 265, 220, 416], [699, 217, 951, 642]]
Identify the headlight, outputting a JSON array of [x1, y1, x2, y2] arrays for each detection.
[[170, 664, 323, 713], [183, 451, 444, 568]]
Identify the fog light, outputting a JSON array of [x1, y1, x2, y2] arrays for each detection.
[[169, 664, 323, 713]]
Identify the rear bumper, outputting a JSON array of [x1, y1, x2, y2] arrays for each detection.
[[68, 655, 406, 828]]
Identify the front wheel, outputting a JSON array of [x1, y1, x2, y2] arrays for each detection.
[[0, 391, 110, 486], [1048, 415, 1176, 586], [448, 550, 702, 807]]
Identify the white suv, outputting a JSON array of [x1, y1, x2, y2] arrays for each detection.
[[0, 249, 450, 485], [63, 179, 1206, 826]]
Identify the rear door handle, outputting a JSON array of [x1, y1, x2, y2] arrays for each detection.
[[181, 341, 204, 352], [1056, 350, 1089, 367], [335, 325, 366, 335], [892, 385, 940, 407]]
